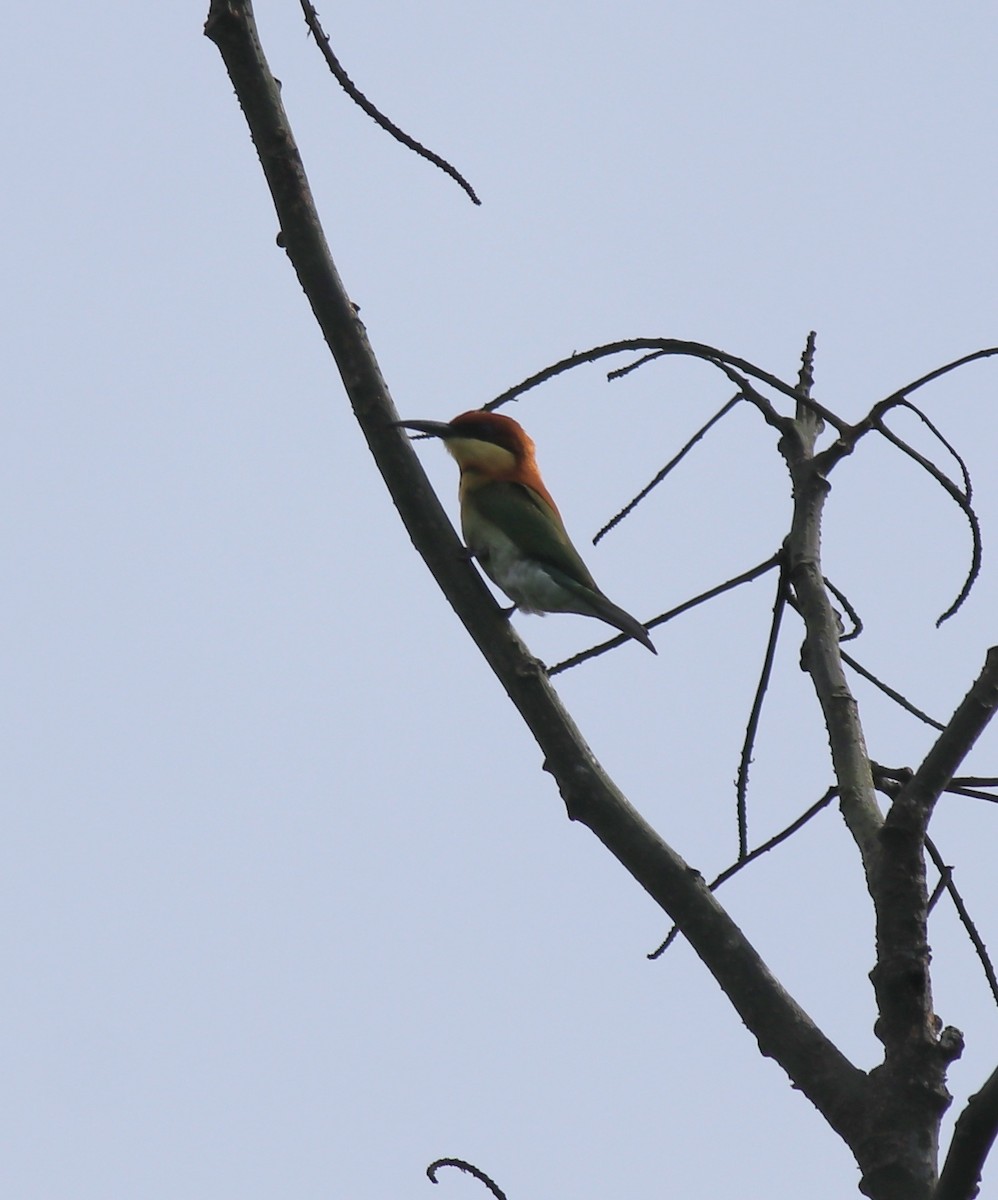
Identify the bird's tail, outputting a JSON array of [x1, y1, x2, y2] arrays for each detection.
[[587, 592, 657, 654]]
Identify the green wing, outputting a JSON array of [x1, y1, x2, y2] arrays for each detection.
[[471, 481, 599, 591], [470, 480, 656, 652]]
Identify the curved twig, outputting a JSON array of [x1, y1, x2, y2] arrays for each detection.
[[485, 339, 843, 429], [873, 417, 982, 625], [427, 1159, 508, 1200], [823, 576, 863, 641], [299, 0, 481, 205], [873, 347, 998, 416], [893, 399, 972, 500]]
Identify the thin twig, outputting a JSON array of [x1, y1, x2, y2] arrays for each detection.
[[607, 349, 669, 380], [299, 0, 481, 205], [924, 837, 998, 1007], [736, 565, 790, 858], [872, 347, 998, 416], [816, 345, 998, 473], [649, 787, 838, 958], [823, 577, 863, 641], [946, 774, 998, 801], [944, 786, 998, 804], [427, 1159, 507, 1200], [873, 418, 982, 625], [927, 864, 951, 914], [593, 395, 743, 544], [840, 651, 946, 731], [704, 361, 791, 433], [894, 399, 972, 500], [547, 553, 781, 675]]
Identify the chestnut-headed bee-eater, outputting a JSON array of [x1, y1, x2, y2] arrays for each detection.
[[396, 410, 656, 653]]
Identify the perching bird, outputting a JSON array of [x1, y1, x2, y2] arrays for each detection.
[[396, 410, 655, 653]]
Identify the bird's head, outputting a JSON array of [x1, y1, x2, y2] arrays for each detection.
[[395, 410, 537, 477]]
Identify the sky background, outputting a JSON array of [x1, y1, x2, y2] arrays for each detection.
[[4, 2, 998, 1197]]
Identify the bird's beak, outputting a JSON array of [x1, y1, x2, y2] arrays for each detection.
[[394, 419, 454, 439]]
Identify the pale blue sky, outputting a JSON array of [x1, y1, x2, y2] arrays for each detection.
[[4, 3, 998, 1197]]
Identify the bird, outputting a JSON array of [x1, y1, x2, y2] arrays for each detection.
[[395, 410, 656, 653]]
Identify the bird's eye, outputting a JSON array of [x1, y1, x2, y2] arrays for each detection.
[[456, 421, 493, 442]]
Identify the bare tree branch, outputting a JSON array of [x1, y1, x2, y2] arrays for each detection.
[[206, 12, 998, 1193]]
